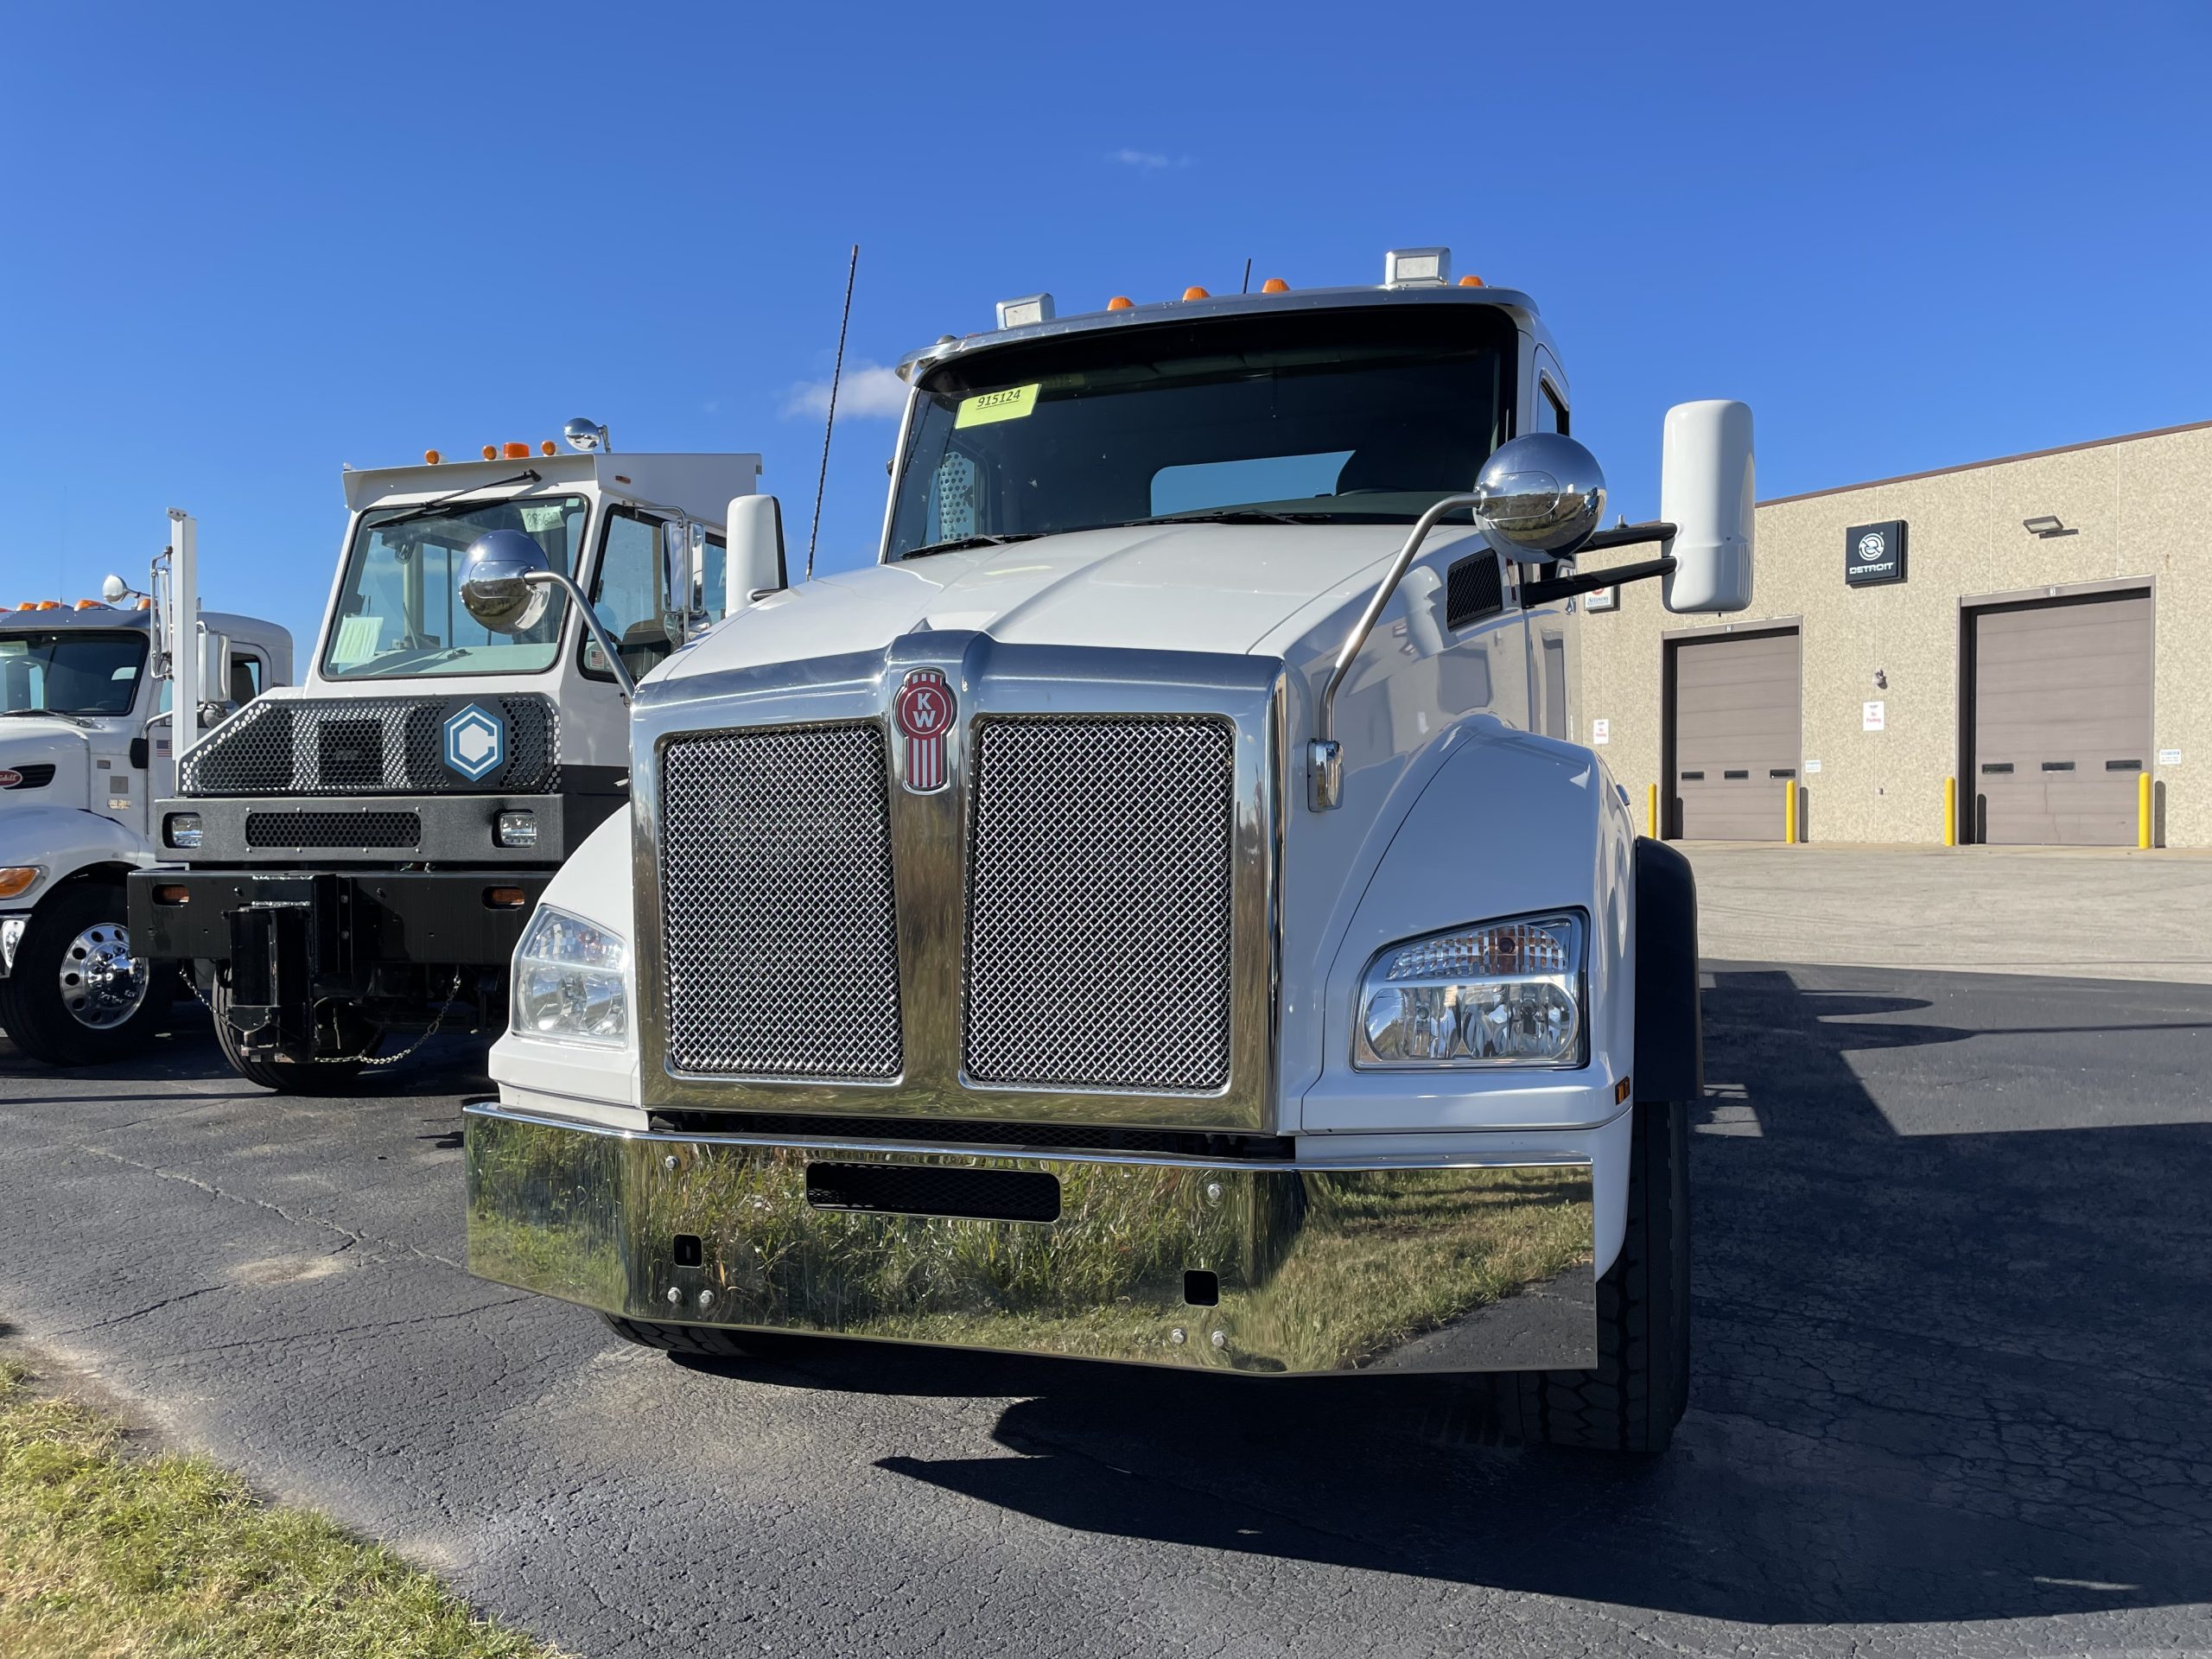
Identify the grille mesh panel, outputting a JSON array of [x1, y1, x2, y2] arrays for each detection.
[[181, 696, 558, 796], [659, 725, 901, 1078], [965, 717, 1235, 1093], [245, 810, 421, 849]]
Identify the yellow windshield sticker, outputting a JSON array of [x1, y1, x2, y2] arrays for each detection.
[[955, 384, 1039, 428]]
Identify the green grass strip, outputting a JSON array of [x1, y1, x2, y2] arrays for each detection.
[[0, 1357, 564, 1659]]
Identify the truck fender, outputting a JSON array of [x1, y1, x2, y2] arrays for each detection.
[[0, 806, 158, 911], [1631, 837, 1701, 1103]]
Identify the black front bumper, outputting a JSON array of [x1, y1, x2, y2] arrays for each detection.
[[127, 868, 551, 1059]]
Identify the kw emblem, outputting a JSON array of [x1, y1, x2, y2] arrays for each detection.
[[893, 668, 955, 793]]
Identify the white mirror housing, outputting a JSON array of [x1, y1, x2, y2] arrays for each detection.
[[198, 630, 232, 709], [1660, 399, 1755, 613], [725, 494, 787, 613]]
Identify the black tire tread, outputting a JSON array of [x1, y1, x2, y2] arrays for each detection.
[[1516, 1096, 1690, 1454], [601, 1314, 752, 1357]]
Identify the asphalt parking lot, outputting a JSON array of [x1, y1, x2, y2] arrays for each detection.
[[3, 960, 2209, 1658]]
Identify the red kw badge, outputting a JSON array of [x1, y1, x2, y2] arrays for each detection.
[[893, 668, 955, 793]]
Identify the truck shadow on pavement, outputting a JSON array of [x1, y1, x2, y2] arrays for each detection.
[[690, 963, 2212, 1630]]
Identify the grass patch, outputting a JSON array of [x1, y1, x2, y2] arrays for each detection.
[[0, 1357, 563, 1659]]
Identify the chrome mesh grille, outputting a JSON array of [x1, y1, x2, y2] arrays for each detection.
[[964, 717, 1235, 1092], [659, 724, 901, 1078], [181, 696, 558, 796]]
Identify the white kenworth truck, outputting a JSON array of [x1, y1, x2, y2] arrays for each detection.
[[128, 425, 775, 1093], [465, 252, 1754, 1452], [1, 529, 292, 1065]]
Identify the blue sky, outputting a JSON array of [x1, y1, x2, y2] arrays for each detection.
[[3, 3, 2208, 658]]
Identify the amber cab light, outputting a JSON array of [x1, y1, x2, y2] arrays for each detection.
[[1459, 274, 1485, 288], [501, 442, 531, 460], [1182, 286, 1210, 302], [1106, 296, 1133, 310], [1260, 277, 1288, 294], [424, 448, 442, 465], [540, 440, 556, 456]]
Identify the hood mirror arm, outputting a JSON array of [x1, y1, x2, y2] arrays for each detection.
[[1308, 493, 1481, 811], [526, 569, 635, 701]]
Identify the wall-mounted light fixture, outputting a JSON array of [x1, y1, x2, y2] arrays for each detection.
[[2023, 515, 2076, 538]]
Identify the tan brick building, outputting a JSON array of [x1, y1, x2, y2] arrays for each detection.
[[1580, 419, 2210, 849]]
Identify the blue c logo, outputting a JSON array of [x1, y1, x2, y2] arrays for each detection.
[[443, 704, 506, 782]]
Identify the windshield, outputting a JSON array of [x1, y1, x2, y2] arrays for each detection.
[[322, 493, 589, 680], [0, 630, 147, 716], [887, 305, 1514, 558]]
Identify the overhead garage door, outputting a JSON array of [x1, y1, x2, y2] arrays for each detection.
[[1669, 629, 1802, 841], [1969, 592, 2152, 846]]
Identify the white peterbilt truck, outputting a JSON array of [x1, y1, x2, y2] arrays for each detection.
[[464, 252, 1753, 1452], [127, 425, 773, 1092], [0, 524, 293, 1065]]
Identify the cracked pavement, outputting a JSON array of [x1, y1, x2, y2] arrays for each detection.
[[2, 961, 2208, 1657]]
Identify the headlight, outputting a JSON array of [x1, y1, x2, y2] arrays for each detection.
[[512, 905, 629, 1046], [1354, 912, 1584, 1068], [165, 813, 203, 849]]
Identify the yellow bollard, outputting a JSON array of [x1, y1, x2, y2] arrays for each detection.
[[1944, 777, 1958, 847], [1648, 782, 1659, 840], [2139, 770, 2153, 849], [1783, 779, 1797, 844]]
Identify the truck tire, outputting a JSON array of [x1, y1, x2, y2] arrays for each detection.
[[600, 1314, 753, 1358], [1514, 1096, 1691, 1454], [0, 882, 165, 1065], [205, 977, 374, 1096]]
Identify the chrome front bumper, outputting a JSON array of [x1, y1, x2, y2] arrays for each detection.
[[464, 1103, 1596, 1376]]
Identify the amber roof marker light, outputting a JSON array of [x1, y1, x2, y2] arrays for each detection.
[[1182, 285, 1211, 302], [1459, 273, 1486, 288], [1260, 277, 1289, 294], [423, 448, 442, 465], [1106, 296, 1134, 311]]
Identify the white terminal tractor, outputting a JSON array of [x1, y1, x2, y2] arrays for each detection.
[[464, 253, 1754, 1452], [127, 424, 778, 1093], [0, 523, 291, 1063]]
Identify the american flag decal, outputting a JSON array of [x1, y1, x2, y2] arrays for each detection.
[[892, 667, 956, 793]]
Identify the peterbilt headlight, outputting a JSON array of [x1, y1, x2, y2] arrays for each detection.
[[1354, 912, 1585, 1068], [512, 905, 629, 1046]]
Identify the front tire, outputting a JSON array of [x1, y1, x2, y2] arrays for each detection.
[[207, 976, 375, 1095], [1515, 1096, 1691, 1454], [0, 883, 165, 1065], [601, 1315, 754, 1359]]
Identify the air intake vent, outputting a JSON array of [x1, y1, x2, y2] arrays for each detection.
[[181, 696, 560, 796], [964, 716, 1234, 1094], [245, 810, 421, 849], [1446, 553, 1504, 627], [0, 764, 56, 790], [658, 723, 901, 1079]]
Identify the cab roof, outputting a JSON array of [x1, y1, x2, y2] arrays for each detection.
[[339, 450, 763, 515], [896, 281, 1553, 384]]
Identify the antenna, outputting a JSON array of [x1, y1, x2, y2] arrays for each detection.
[[1241, 257, 1252, 295], [806, 243, 860, 582]]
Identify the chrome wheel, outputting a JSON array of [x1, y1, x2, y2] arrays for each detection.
[[57, 921, 148, 1030]]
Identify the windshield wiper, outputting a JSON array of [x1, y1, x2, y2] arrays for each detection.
[[1127, 508, 1319, 527], [900, 532, 1044, 560], [369, 470, 542, 533]]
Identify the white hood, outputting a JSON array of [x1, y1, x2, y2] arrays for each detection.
[[0, 718, 91, 810], [661, 522, 1475, 683]]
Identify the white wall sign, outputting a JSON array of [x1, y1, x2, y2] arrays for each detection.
[[2158, 747, 2183, 766], [1585, 585, 1619, 613], [1863, 700, 1886, 732], [1592, 718, 1611, 745], [1806, 758, 1822, 774]]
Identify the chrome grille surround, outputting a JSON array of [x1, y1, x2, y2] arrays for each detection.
[[632, 634, 1283, 1133], [658, 722, 901, 1080], [964, 717, 1235, 1092]]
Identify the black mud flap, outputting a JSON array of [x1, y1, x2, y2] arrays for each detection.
[[1632, 836, 1701, 1103]]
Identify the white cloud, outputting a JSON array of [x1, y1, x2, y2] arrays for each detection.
[[781, 361, 907, 423], [1111, 147, 1192, 169]]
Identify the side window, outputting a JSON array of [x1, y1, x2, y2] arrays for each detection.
[[1534, 378, 1569, 436], [584, 510, 670, 681], [229, 652, 264, 706], [699, 535, 728, 625]]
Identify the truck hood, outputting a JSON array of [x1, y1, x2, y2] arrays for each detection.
[[659, 522, 1461, 683], [0, 719, 90, 810]]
